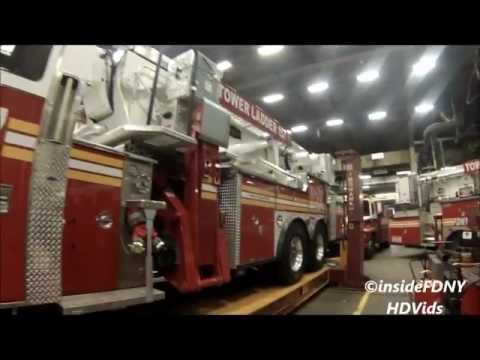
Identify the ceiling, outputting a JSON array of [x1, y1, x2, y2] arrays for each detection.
[[154, 45, 477, 155]]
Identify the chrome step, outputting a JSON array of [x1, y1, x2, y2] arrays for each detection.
[[61, 287, 165, 315]]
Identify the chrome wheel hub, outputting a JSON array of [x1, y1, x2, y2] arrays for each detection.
[[290, 236, 304, 272]]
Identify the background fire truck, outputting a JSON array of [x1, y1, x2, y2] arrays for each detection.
[[0, 45, 343, 314], [362, 196, 390, 259], [388, 165, 480, 248]]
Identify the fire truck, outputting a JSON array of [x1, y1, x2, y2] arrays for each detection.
[[389, 165, 480, 248], [0, 45, 342, 314], [406, 165, 480, 315], [362, 196, 390, 259]]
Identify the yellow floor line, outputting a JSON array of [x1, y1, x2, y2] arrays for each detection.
[[353, 292, 371, 315]]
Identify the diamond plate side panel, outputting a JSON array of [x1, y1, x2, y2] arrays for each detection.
[[219, 170, 241, 268], [25, 140, 70, 304]]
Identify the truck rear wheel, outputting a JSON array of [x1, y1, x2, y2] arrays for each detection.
[[305, 222, 327, 272], [364, 236, 375, 260], [275, 223, 307, 285]]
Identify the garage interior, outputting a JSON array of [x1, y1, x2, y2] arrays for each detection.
[[0, 45, 479, 316]]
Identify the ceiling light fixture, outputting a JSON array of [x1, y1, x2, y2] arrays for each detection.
[[356, 69, 379, 83], [396, 170, 412, 176], [368, 110, 387, 121], [290, 124, 308, 133], [307, 81, 329, 94], [371, 152, 384, 160], [359, 174, 371, 180], [217, 60, 233, 72], [262, 93, 284, 104], [362, 185, 371, 190], [326, 118, 344, 127], [412, 55, 437, 77], [257, 45, 285, 57], [415, 102, 434, 115]]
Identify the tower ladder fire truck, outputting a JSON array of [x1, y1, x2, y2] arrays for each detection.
[[0, 45, 343, 314]]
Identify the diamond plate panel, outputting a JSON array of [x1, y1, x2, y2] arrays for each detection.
[[219, 170, 241, 268], [25, 140, 70, 304]]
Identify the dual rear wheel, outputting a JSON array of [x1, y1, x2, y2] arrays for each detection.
[[275, 222, 327, 285]]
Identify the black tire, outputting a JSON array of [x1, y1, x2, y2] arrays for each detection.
[[305, 222, 327, 272], [275, 222, 307, 285], [364, 236, 375, 260]]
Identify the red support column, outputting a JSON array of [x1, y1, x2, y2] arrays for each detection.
[[336, 150, 369, 289]]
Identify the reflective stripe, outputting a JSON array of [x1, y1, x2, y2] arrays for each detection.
[[1, 144, 34, 162], [442, 218, 459, 225], [67, 169, 122, 187], [240, 190, 324, 214], [4, 131, 37, 149], [242, 191, 275, 204], [241, 184, 275, 197], [276, 204, 323, 214], [69, 158, 123, 178], [7, 118, 40, 136], [277, 193, 311, 205], [201, 192, 218, 201], [70, 148, 124, 169], [201, 183, 218, 193], [241, 198, 275, 209]]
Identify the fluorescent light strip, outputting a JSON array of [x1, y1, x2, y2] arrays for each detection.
[[412, 55, 437, 77], [257, 45, 285, 57], [357, 69, 379, 83], [290, 124, 308, 133], [263, 93, 284, 104], [415, 102, 434, 114], [368, 111, 387, 121], [371, 152, 384, 160], [326, 118, 343, 127], [307, 81, 329, 94]]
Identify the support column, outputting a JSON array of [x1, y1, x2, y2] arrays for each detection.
[[336, 150, 367, 289]]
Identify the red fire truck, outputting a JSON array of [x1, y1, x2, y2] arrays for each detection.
[[389, 166, 480, 248], [0, 45, 342, 314], [362, 197, 390, 259]]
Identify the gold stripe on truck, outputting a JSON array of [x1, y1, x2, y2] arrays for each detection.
[[241, 198, 276, 209], [1, 145, 34, 162], [7, 118, 40, 136], [277, 193, 311, 205], [276, 204, 323, 214], [70, 148, 124, 169], [241, 184, 275, 197], [67, 169, 122, 188], [201, 192, 218, 201]]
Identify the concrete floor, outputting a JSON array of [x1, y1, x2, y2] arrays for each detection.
[[295, 245, 425, 315]]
